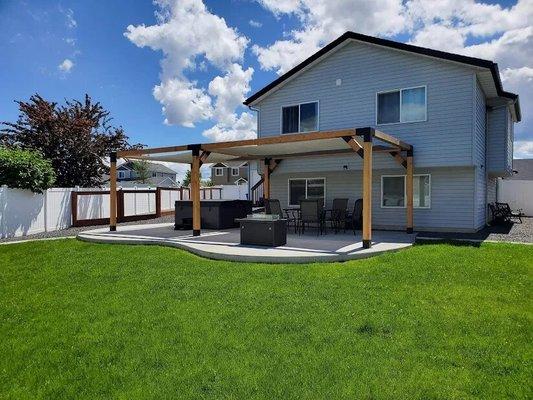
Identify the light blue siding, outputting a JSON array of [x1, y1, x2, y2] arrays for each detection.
[[473, 79, 487, 229], [487, 106, 513, 176], [474, 166, 487, 229], [487, 176, 497, 222], [270, 166, 476, 232], [257, 40, 476, 168], [473, 78, 486, 165]]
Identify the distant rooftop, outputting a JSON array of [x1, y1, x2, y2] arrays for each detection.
[[507, 159, 533, 180]]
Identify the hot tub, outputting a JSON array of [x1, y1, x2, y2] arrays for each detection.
[[174, 200, 253, 230]]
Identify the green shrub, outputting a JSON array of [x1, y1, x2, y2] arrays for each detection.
[[0, 147, 55, 193]]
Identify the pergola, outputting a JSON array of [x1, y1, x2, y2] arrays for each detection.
[[111, 127, 414, 249]]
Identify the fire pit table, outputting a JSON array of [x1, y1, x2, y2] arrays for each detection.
[[236, 215, 287, 247]]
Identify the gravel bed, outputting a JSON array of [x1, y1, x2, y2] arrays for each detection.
[[417, 217, 533, 244], [0, 216, 174, 244], [3, 216, 532, 245]]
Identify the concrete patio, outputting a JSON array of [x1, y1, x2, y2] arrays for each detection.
[[77, 222, 416, 263]]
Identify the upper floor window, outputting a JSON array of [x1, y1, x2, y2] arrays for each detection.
[[152, 172, 157, 177], [282, 101, 318, 134], [377, 86, 426, 125], [231, 167, 239, 176], [118, 171, 125, 179], [214, 167, 224, 176]]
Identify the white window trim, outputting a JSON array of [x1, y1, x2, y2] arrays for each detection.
[[376, 85, 427, 126], [380, 174, 431, 209], [214, 167, 224, 176], [280, 100, 320, 134], [231, 167, 240, 176], [287, 177, 326, 207]]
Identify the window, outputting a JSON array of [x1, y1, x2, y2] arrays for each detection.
[[288, 178, 325, 206], [231, 167, 239, 176], [214, 167, 224, 176], [282, 101, 318, 134], [381, 174, 431, 208], [382, 176, 405, 207], [377, 86, 426, 124], [152, 172, 157, 177], [118, 171, 125, 179], [413, 175, 431, 208]]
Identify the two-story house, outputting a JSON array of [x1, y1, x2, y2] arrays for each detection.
[[115, 161, 178, 187], [244, 32, 521, 232], [210, 161, 249, 186]]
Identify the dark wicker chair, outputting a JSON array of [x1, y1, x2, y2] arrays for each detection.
[[328, 198, 348, 233], [496, 202, 523, 223], [265, 199, 298, 233], [298, 199, 325, 235], [348, 199, 363, 234]]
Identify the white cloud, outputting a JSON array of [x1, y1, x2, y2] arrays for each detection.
[[202, 112, 256, 142], [514, 141, 533, 158], [254, 0, 407, 74], [249, 19, 263, 28], [58, 58, 74, 73], [153, 79, 212, 127], [208, 64, 254, 125], [125, 0, 250, 131]]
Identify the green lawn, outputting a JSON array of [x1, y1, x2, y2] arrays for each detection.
[[0, 240, 531, 399]]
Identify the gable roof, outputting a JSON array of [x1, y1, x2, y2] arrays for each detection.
[[120, 160, 176, 175], [244, 31, 521, 121], [211, 161, 248, 168]]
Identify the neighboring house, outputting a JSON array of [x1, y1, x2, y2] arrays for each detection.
[[244, 31, 521, 232], [505, 159, 533, 180], [115, 161, 178, 187], [211, 161, 249, 186]]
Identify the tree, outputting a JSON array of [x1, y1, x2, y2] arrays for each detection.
[[0, 147, 56, 192], [132, 160, 151, 183], [182, 169, 191, 187], [1, 94, 143, 187], [202, 179, 214, 187]]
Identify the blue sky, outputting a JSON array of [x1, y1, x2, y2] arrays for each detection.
[[1, 0, 531, 162]]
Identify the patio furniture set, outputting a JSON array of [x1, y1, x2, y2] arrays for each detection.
[[489, 202, 524, 224], [264, 198, 363, 236]]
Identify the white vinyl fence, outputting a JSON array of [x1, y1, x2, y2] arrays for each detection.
[[497, 179, 533, 216], [0, 185, 238, 238]]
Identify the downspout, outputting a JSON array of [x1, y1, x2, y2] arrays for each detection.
[[484, 105, 489, 225]]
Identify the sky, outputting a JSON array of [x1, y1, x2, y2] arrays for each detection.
[[0, 0, 532, 180]]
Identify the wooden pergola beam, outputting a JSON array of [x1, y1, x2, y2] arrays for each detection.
[[358, 130, 373, 248], [390, 151, 407, 169], [372, 129, 411, 151], [118, 145, 189, 157], [191, 146, 202, 236], [109, 151, 117, 231], [202, 128, 357, 151], [263, 158, 271, 199], [342, 136, 364, 158], [406, 148, 414, 233]]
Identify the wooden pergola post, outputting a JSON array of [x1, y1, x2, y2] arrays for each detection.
[[406, 148, 414, 233], [361, 129, 373, 249], [190, 146, 201, 236], [109, 151, 117, 231], [263, 158, 271, 200]]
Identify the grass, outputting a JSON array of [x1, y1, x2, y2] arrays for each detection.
[[0, 240, 531, 399]]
